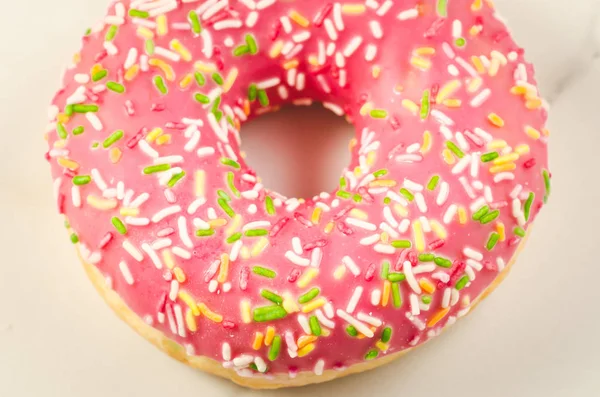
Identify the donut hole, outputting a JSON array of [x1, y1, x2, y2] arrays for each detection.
[[241, 103, 354, 199]]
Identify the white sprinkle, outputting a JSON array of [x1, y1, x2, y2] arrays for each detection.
[[315, 309, 335, 329], [208, 279, 218, 292], [382, 206, 399, 228], [310, 247, 323, 268], [201, 30, 214, 58], [172, 246, 191, 259], [293, 30, 311, 43], [256, 0, 275, 9], [314, 359, 325, 376], [85, 112, 103, 131], [285, 331, 297, 352], [138, 140, 159, 158], [456, 56, 478, 77], [343, 36, 363, 57], [470, 88, 491, 107], [510, 184, 523, 199], [410, 294, 420, 316], [213, 19, 243, 30], [346, 286, 363, 314], [151, 238, 171, 250], [246, 11, 258, 27], [296, 72, 306, 91], [452, 154, 472, 175], [169, 279, 179, 301], [291, 237, 303, 255], [279, 15, 292, 33], [70, 185, 81, 208], [356, 312, 382, 327], [141, 243, 163, 269], [404, 260, 421, 294], [443, 204, 458, 224], [459, 176, 476, 199], [336, 310, 373, 338], [285, 251, 310, 266], [345, 217, 377, 231], [398, 219, 411, 233], [342, 256, 361, 276], [497, 257, 506, 271], [360, 234, 380, 246], [371, 289, 382, 306], [119, 261, 134, 285], [177, 216, 193, 248], [470, 197, 487, 213], [323, 302, 334, 319], [233, 354, 254, 368], [222, 342, 232, 361], [451, 289, 460, 306], [380, 222, 399, 238], [333, 2, 344, 30], [365, 44, 377, 61], [397, 8, 418, 20], [442, 288, 452, 308], [125, 216, 150, 226], [369, 20, 383, 39], [413, 264, 436, 274], [494, 172, 515, 183], [377, 0, 393, 16], [152, 205, 181, 223], [323, 101, 344, 116], [254, 357, 267, 373], [466, 259, 483, 271], [123, 240, 143, 262], [297, 314, 311, 335]]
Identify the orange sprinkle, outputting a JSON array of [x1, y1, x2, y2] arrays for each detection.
[[467, 77, 483, 93], [297, 343, 315, 357], [487, 113, 505, 128], [90, 64, 103, 75], [57, 113, 70, 124], [469, 25, 483, 36], [149, 58, 175, 81], [57, 157, 79, 170], [324, 221, 335, 234], [524, 126, 541, 140], [542, 128, 550, 137], [282, 59, 299, 70], [493, 153, 519, 165], [497, 222, 506, 241], [208, 218, 227, 228], [265, 326, 276, 346], [511, 86, 528, 96], [428, 308, 450, 327], [415, 47, 436, 56], [381, 280, 391, 307], [173, 267, 186, 283], [198, 303, 223, 323], [419, 278, 436, 294], [72, 52, 81, 64], [369, 179, 397, 188], [490, 163, 517, 173], [109, 148, 122, 163], [309, 207, 321, 224], [252, 332, 264, 350], [289, 10, 310, 27], [124, 65, 140, 81], [472, 0, 483, 11], [372, 65, 381, 79], [321, 327, 331, 337], [297, 335, 318, 349]]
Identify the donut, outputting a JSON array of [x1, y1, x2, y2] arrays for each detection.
[[45, 0, 551, 388]]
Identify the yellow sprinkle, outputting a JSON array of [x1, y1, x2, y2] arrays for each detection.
[[178, 291, 199, 315], [472, 0, 483, 11], [297, 343, 315, 357], [511, 86, 527, 96], [412, 220, 425, 252], [380, 231, 389, 244], [289, 10, 310, 27], [307, 54, 319, 66], [342, 3, 366, 13], [86, 195, 117, 210], [109, 148, 122, 164], [393, 205, 409, 218], [225, 214, 242, 236], [333, 265, 346, 280], [311, 207, 322, 224], [369, 179, 397, 188], [524, 126, 541, 140], [149, 58, 175, 81], [324, 221, 335, 234], [282, 294, 300, 313], [488, 58, 500, 77], [198, 303, 223, 323], [490, 163, 516, 173], [359, 101, 374, 116], [419, 279, 436, 294], [443, 98, 462, 108], [72, 52, 81, 64], [251, 237, 269, 257], [283, 59, 299, 70], [136, 26, 154, 39], [173, 267, 186, 283], [353, 166, 363, 178], [458, 206, 468, 225], [155, 134, 171, 145], [240, 246, 250, 260], [526, 98, 543, 110], [297, 335, 318, 349], [381, 280, 391, 307], [487, 139, 507, 150], [124, 65, 140, 81], [265, 326, 276, 346], [162, 249, 176, 269], [430, 220, 448, 239], [222, 67, 239, 93], [269, 40, 285, 58], [410, 56, 431, 70], [372, 65, 381, 79], [156, 15, 168, 36], [415, 47, 436, 56], [467, 77, 483, 93], [119, 207, 139, 217], [428, 308, 450, 327], [179, 73, 193, 89], [195, 170, 205, 198], [420, 131, 432, 154], [376, 341, 389, 352], [302, 297, 327, 313], [469, 25, 483, 36], [401, 99, 419, 115], [493, 153, 519, 165], [216, 253, 229, 283], [185, 308, 197, 332], [146, 127, 163, 143], [90, 64, 103, 75], [497, 222, 506, 241], [436, 80, 461, 103], [442, 148, 456, 165], [208, 218, 227, 228], [297, 268, 319, 289], [252, 332, 264, 350], [57, 157, 79, 170], [56, 113, 70, 124], [321, 327, 331, 337], [170, 39, 190, 61], [366, 151, 377, 166], [394, 84, 404, 93], [348, 209, 368, 220], [515, 144, 530, 155], [194, 61, 218, 73], [487, 113, 505, 128], [462, 295, 472, 308], [53, 139, 67, 149]]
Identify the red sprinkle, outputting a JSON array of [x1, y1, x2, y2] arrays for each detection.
[[302, 239, 328, 251], [126, 127, 146, 148], [336, 221, 354, 235], [222, 320, 237, 329], [269, 216, 290, 237], [313, 3, 333, 27], [364, 263, 376, 281], [428, 239, 445, 250], [523, 158, 536, 168], [287, 268, 301, 283]]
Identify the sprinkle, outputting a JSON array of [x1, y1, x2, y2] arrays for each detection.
[[486, 232, 500, 251], [309, 316, 322, 336], [428, 308, 450, 327], [119, 261, 134, 285], [289, 10, 310, 27], [253, 266, 276, 278], [342, 256, 360, 276], [370, 109, 387, 119], [195, 229, 215, 237], [297, 268, 319, 288], [261, 289, 284, 305], [298, 288, 320, 304], [297, 343, 315, 357], [437, 0, 449, 17], [420, 90, 430, 119], [488, 113, 505, 127], [336, 309, 374, 338], [268, 335, 282, 361], [301, 297, 327, 313], [72, 175, 91, 185], [434, 257, 452, 268], [514, 227, 526, 237], [455, 275, 470, 290], [153, 75, 168, 94], [102, 129, 124, 148], [446, 141, 465, 158], [391, 282, 402, 308], [111, 216, 127, 234]]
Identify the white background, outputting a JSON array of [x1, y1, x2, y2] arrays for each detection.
[[1, 1, 600, 396]]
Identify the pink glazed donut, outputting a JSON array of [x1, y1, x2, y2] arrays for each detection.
[[45, 0, 551, 388]]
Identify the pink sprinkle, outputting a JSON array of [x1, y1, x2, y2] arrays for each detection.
[[357, 187, 374, 202], [151, 103, 165, 112], [310, 63, 331, 76], [333, 206, 353, 221], [126, 127, 146, 148], [523, 158, 536, 168], [489, 201, 508, 210], [364, 263, 376, 281], [287, 268, 301, 283], [98, 232, 114, 249], [162, 270, 173, 281], [269, 217, 290, 237], [157, 227, 175, 237], [483, 260, 496, 271], [424, 18, 446, 39], [57, 193, 65, 214], [44, 151, 51, 162], [336, 222, 354, 235], [449, 260, 466, 285], [204, 10, 229, 26], [222, 320, 236, 329], [294, 212, 313, 227], [493, 30, 509, 43], [269, 21, 281, 40], [117, 67, 124, 84], [395, 249, 410, 271], [302, 239, 327, 251], [508, 237, 520, 246], [464, 130, 484, 147], [407, 250, 418, 266], [156, 293, 168, 313], [428, 239, 445, 250], [430, 84, 439, 104], [94, 50, 108, 62], [165, 122, 186, 130], [124, 100, 135, 116], [313, 3, 332, 26], [389, 116, 401, 130], [239, 266, 249, 291], [63, 169, 76, 178]]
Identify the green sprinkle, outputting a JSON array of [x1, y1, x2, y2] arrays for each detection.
[[226, 232, 242, 244], [226, 172, 240, 197], [64, 104, 73, 116], [387, 273, 405, 282], [420, 89, 430, 120], [72, 126, 85, 135], [383, 197, 391, 205], [220, 157, 240, 169], [365, 350, 379, 360], [111, 217, 127, 235], [391, 282, 402, 308], [542, 169, 551, 202], [217, 189, 231, 201], [92, 69, 108, 82], [480, 209, 500, 224], [399, 188, 414, 201], [309, 316, 322, 336], [253, 305, 287, 322], [434, 256, 453, 268], [257, 89, 269, 106], [455, 275, 470, 290], [72, 104, 99, 113], [194, 92, 210, 104], [91, 142, 100, 149], [195, 229, 215, 237], [472, 205, 490, 221], [56, 123, 68, 139], [336, 190, 352, 199], [248, 363, 258, 371], [188, 10, 202, 34], [72, 175, 91, 185], [85, 28, 92, 36], [211, 96, 221, 113], [370, 109, 388, 119], [422, 295, 432, 304], [248, 84, 258, 101], [143, 164, 170, 174], [339, 176, 347, 189], [217, 198, 235, 218], [145, 39, 155, 55], [427, 175, 440, 190], [268, 335, 281, 361], [233, 45, 250, 56], [261, 289, 283, 304], [105, 25, 118, 41], [298, 288, 320, 304], [381, 327, 392, 343], [524, 192, 535, 221], [455, 37, 466, 47], [129, 9, 149, 18], [245, 34, 258, 54], [245, 229, 268, 237], [381, 261, 390, 279], [214, 110, 223, 122], [346, 325, 358, 337], [373, 169, 388, 177], [437, 0, 448, 17], [481, 152, 499, 162], [194, 72, 205, 86], [64, 220, 70, 228], [212, 72, 224, 85], [446, 141, 465, 158], [391, 240, 412, 249], [418, 253, 435, 262], [70, 233, 79, 244], [102, 129, 124, 148], [486, 232, 500, 251], [153, 75, 167, 95], [352, 194, 363, 203], [167, 171, 186, 188], [514, 226, 526, 237], [265, 196, 275, 215]]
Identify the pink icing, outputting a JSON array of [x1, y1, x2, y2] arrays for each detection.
[[45, 0, 550, 380]]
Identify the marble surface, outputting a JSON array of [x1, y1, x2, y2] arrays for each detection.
[[1, 1, 600, 396]]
